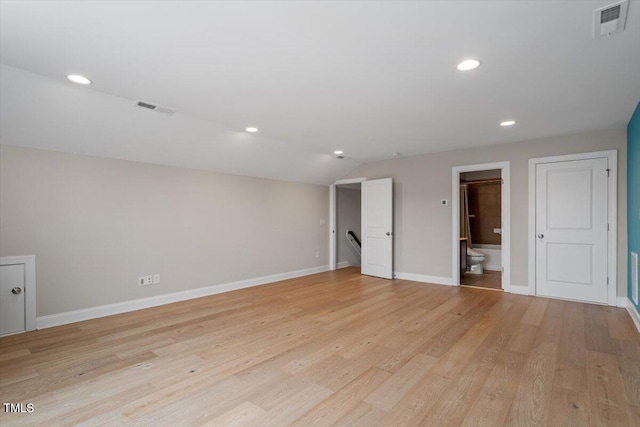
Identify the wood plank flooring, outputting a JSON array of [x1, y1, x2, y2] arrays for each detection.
[[0, 267, 638, 426]]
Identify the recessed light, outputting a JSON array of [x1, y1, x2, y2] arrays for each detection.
[[333, 150, 343, 155], [245, 127, 259, 133], [392, 152, 400, 157], [500, 120, 516, 127], [456, 59, 482, 71], [66, 74, 92, 85]]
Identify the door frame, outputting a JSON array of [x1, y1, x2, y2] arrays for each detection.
[[1, 255, 36, 334], [329, 177, 366, 270], [528, 150, 617, 305], [452, 162, 511, 291]]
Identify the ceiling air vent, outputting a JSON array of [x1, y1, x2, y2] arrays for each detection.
[[135, 101, 176, 116], [593, 0, 629, 38]]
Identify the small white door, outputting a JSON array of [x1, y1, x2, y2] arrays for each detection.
[[535, 157, 608, 303], [0, 263, 26, 336], [361, 178, 393, 279]]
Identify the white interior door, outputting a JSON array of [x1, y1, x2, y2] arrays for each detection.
[[0, 263, 26, 336], [362, 178, 393, 279], [535, 157, 608, 303]]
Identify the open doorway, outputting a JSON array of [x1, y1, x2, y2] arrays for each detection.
[[459, 169, 502, 290], [336, 183, 362, 271], [330, 177, 366, 271], [330, 177, 394, 279], [452, 162, 511, 292]]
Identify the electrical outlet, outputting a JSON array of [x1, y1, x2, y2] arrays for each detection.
[[139, 275, 153, 286], [153, 274, 160, 284], [316, 251, 320, 259]]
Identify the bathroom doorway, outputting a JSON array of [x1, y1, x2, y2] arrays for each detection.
[[460, 170, 502, 289], [452, 162, 511, 292]]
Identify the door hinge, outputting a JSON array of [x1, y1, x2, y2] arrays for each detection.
[[607, 223, 610, 231], [607, 276, 609, 285], [606, 168, 611, 177]]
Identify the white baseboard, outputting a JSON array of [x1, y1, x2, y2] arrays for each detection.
[[617, 296, 629, 308], [336, 261, 351, 269], [484, 265, 502, 272], [626, 300, 640, 334], [394, 272, 453, 286], [510, 285, 530, 296], [36, 264, 330, 329]]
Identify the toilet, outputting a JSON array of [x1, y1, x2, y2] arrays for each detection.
[[467, 248, 486, 274]]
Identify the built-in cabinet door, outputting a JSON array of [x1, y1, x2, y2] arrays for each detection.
[[535, 157, 608, 303], [0, 263, 26, 336]]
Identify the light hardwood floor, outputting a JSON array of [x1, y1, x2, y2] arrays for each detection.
[[0, 267, 638, 426]]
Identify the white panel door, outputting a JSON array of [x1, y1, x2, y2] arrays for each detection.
[[535, 158, 608, 303], [0, 263, 26, 336], [362, 178, 393, 279]]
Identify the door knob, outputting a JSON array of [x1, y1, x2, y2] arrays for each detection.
[[11, 287, 22, 295], [537, 233, 544, 239], [386, 232, 391, 236]]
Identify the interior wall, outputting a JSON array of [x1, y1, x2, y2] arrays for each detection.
[[0, 145, 329, 317], [336, 186, 361, 267], [344, 127, 628, 296], [628, 102, 640, 312]]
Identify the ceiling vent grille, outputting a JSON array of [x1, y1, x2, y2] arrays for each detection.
[[594, 0, 629, 38], [135, 101, 176, 116]]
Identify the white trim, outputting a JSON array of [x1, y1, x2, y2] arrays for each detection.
[[510, 285, 530, 296], [632, 252, 638, 305], [337, 261, 351, 269], [528, 159, 537, 299], [617, 296, 629, 308], [484, 265, 502, 272], [528, 150, 618, 306], [1, 255, 36, 334], [626, 300, 640, 334], [329, 177, 366, 271], [452, 161, 511, 293], [334, 178, 367, 185], [36, 264, 330, 329], [329, 184, 336, 270], [393, 272, 453, 286]]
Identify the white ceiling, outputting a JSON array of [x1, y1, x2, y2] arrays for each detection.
[[1, 1, 639, 185]]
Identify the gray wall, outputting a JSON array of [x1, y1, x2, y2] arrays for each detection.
[[0, 145, 329, 316], [344, 127, 628, 296], [337, 187, 361, 267]]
